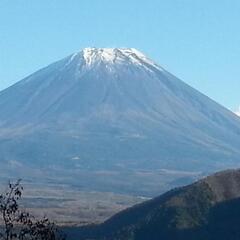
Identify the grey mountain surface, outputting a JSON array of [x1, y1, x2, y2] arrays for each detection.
[[0, 48, 240, 196]]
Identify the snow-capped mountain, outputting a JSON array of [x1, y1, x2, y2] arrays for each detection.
[[0, 48, 240, 195], [235, 107, 240, 117]]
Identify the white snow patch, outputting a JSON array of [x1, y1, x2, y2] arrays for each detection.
[[67, 48, 163, 72], [234, 106, 240, 117]]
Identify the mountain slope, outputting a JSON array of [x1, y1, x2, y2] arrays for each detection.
[[0, 48, 240, 195], [72, 169, 240, 240]]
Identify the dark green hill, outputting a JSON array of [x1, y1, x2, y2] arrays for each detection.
[[69, 169, 240, 240]]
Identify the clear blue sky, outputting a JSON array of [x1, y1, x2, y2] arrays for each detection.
[[0, 0, 239, 111]]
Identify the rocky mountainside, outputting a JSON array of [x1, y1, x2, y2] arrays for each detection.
[[0, 48, 240, 195], [72, 169, 240, 240]]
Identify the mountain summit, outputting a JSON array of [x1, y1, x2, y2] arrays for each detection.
[[0, 48, 240, 195], [69, 47, 162, 71]]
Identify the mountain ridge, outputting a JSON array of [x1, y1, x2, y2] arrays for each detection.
[[71, 169, 240, 240]]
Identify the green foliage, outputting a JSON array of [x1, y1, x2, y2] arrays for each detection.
[[0, 180, 66, 240]]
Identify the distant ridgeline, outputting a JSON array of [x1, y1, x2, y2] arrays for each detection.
[[67, 169, 240, 240]]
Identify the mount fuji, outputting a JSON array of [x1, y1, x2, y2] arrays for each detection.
[[1, 48, 240, 195]]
